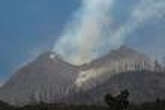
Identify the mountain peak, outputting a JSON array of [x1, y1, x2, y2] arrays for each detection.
[[75, 47, 155, 89], [0, 47, 157, 105], [37, 51, 59, 60], [119, 45, 130, 50], [0, 51, 80, 105]]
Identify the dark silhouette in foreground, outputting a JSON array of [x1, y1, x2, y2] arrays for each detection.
[[0, 91, 165, 110], [105, 89, 130, 110]]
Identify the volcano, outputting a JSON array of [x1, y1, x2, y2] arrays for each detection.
[[0, 52, 79, 105], [0, 47, 164, 106]]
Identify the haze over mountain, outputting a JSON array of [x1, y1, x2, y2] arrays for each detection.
[[0, 47, 164, 106]]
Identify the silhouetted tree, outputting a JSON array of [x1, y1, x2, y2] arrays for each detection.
[[156, 98, 161, 104], [117, 90, 130, 110], [105, 94, 118, 110], [154, 60, 162, 72], [0, 100, 14, 110], [105, 89, 130, 110]]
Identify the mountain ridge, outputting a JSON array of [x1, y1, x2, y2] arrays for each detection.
[[68, 71, 165, 105], [0, 46, 162, 106]]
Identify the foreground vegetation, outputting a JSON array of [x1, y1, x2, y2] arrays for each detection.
[[1, 101, 165, 110], [0, 90, 165, 110]]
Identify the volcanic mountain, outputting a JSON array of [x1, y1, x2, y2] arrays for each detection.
[[74, 46, 155, 89], [0, 46, 163, 106], [0, 52, 79, 105], [69, 71, 165, 105]]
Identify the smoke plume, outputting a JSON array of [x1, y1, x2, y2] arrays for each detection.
[[110, 0, 165, 46], [53, 0, 165, 65], [53, 0, 114, 65]]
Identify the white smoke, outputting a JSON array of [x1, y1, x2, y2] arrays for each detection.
[[53, 0, 165, 65], [53, 0, 114, 65], [0, 82, 3, 87], [109, 0, 165, 47]]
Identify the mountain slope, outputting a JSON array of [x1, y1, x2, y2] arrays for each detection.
[[74, 46, 155, 89], [0, 51, 79, 105], [69, 71, 165, 105], [0, 47, 158, 106]]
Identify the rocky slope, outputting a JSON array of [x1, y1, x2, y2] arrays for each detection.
[[69, 71, 165, 105], [0, 52, 79, 105], [0, 47, 159, 106], [74, 46, 155, 89]]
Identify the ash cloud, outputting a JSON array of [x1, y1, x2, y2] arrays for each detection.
[[53, 0, 165, 65], [53, 0, 114, 65]]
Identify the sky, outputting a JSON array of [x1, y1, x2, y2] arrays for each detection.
[[0, 0, 80, 81], [0, 0, 165, 82]]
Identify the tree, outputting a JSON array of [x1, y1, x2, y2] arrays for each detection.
[[105, 94, 118, 110], [0, 100, 14, 110], [104, 89, 130, 110], [154, 60, 162, 72]]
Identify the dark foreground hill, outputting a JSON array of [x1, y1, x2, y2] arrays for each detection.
[[1, 100, 165, 110]]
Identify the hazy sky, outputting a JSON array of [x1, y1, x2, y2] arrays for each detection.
[[0, 0, 165, 82]]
